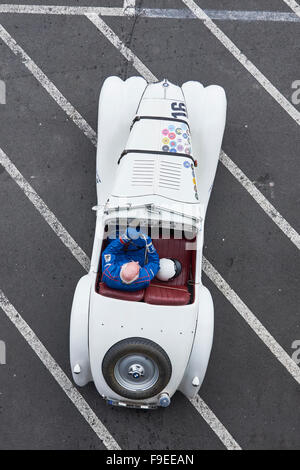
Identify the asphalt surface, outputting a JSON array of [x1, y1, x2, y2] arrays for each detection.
[[0, 0, 299, 450]]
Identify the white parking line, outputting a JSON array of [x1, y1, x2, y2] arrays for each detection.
[[0, 289, 120, 450], [123, 0, 136, 16], [85, 13, 157, 83], [0, 148, 90, 272], [0, 5, 124, 15], [141, 9, 300, 22], [181, 0, 300, 127], [220, 151, 300, 250], [283, 0, 300, 17], [0, 24, 97, 146], [0, 5, 299, 22], [190, 396, 241, 450], [203, 258, 300, 385]]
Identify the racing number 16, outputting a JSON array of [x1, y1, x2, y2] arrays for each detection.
[[171, 101, 187, 119]]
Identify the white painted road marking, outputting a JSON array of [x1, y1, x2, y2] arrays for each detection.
[[0, 148, 91, 272], [220, 151, 300, 251], [181, 0, 300, 127], [190, 396, 241, 450], [0, 24, 97, 146], [0, 5, 299, 22], [283, 0, 300, 17], [123, 0, 136, 16], [0, 289, 121, 450], [203, 258, 300, 385], [0, 5, 125, 15], [85, 13, 157, 83]]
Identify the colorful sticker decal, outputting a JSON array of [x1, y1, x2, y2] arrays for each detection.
[[160, 124, 191, 156], [183, 161, 190, 168], [191, 164, 199, 200], [170, 148, 177, 153]]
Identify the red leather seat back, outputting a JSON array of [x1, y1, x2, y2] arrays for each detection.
[[144, 284, 190, 306], [144, 237, 193, 306], [99, 282, 144, 302], [151, 237, 192, 286]]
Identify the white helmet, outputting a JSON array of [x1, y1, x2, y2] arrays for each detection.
[[156, 258, 182, 282]]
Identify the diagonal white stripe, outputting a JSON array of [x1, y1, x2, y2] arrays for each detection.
[[85, 13, 157, 83], [220, 151, 300, 250], [282, 0, 300, 17], [0, 24, 97, 146], [190, 396, 241, 450], [0, 289, 120, 450], [181, 0, 300, 127], [0, 148, 91, 271], [123, 0, 136, 16], [203, 257, 300, 384]]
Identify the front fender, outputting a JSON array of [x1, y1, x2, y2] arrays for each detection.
[[70, 275, 93, 386], [178, 286, 214, 399]]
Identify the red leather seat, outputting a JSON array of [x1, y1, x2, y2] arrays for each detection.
[[144, 284, 190, 306], [144, 237, 192, 306], [99, 282, 145, 302]]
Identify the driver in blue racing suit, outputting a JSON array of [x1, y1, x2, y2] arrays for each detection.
[[101, 228, 160, 291]]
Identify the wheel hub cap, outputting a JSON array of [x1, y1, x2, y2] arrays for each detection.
[[114, 354, 159, 391], [128, 364, 145, 379]]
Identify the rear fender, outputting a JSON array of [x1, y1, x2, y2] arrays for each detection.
[[178, 286, 214, 399], [70, 275, 93, 386]]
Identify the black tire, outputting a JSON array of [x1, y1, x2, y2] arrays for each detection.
[[102, 337, 172, 400]]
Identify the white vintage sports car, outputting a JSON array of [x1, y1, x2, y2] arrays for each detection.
[[70, 77, 226, 409]]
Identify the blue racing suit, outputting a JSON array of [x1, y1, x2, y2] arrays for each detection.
[[101, 229, 160, 291]]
